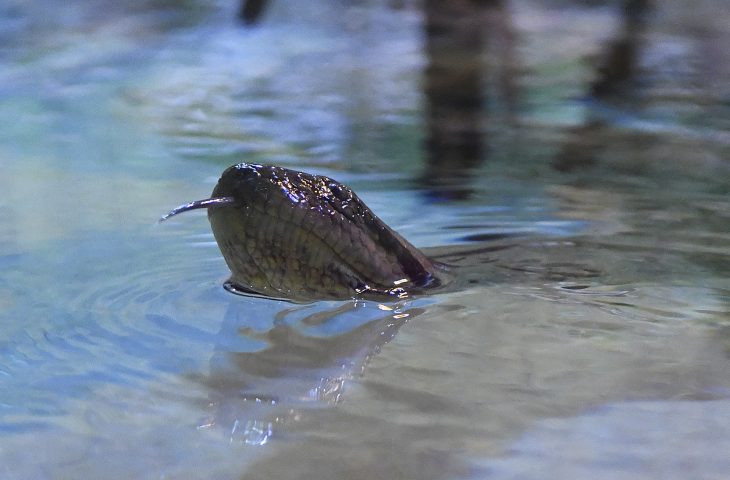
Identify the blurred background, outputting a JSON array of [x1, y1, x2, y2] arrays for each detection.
[[1, 1, 729, 479]]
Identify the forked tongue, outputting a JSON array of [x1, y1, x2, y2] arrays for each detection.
[[159, 197, 237, 222]]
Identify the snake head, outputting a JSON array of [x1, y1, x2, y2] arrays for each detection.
[[163, 163, 439, 301]]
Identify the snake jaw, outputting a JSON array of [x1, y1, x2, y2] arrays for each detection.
[[159, 197, 238, 222]]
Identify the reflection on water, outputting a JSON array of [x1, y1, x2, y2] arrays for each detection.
[[193, 298, 426, 446], [1, 1, 730, 479], [238, 0, 269, 25], [421, 0, 520, 201]]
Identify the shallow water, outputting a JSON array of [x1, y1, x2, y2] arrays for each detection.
[[1, 1, 729, 479]]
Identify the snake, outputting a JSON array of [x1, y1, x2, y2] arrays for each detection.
[[161, 163, 443, 301]]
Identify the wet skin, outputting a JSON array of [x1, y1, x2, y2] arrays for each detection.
[[162, 163, 442, 301]]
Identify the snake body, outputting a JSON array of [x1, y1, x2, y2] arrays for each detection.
[[163, 163, 440, 301]]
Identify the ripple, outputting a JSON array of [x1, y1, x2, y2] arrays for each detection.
[[0, 229, 230, 431], [0, 223, 443, 441]]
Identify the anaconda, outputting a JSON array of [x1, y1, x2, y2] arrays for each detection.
[[162, 163, 443, 301]]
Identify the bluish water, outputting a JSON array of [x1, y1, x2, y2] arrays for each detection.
[[1, 1, 729, 479]]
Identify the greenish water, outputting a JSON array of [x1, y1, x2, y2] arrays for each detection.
[[1, 1, 729, 479]]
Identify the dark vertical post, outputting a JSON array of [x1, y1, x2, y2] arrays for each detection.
[[238, 0, 269, 25], [591, 0, 652, 99], [421, 0, 517, 201], [554, 0, 654, 172], [421, 0, 490, 200]]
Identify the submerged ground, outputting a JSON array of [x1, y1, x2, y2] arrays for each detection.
[[1, 1, 729, 479]]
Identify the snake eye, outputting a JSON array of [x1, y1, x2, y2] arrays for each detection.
[[329, 182, 349, 200]]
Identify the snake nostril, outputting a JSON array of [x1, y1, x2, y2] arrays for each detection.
[[227, 164, 264, 194], [236, 164, 260, 180]]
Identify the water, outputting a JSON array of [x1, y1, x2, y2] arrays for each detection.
[[1, 1, 729, 479]]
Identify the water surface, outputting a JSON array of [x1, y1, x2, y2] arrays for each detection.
[[1, 1, 729, 479]]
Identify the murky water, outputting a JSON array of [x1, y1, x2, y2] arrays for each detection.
[[1, 1, 729, 479]]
